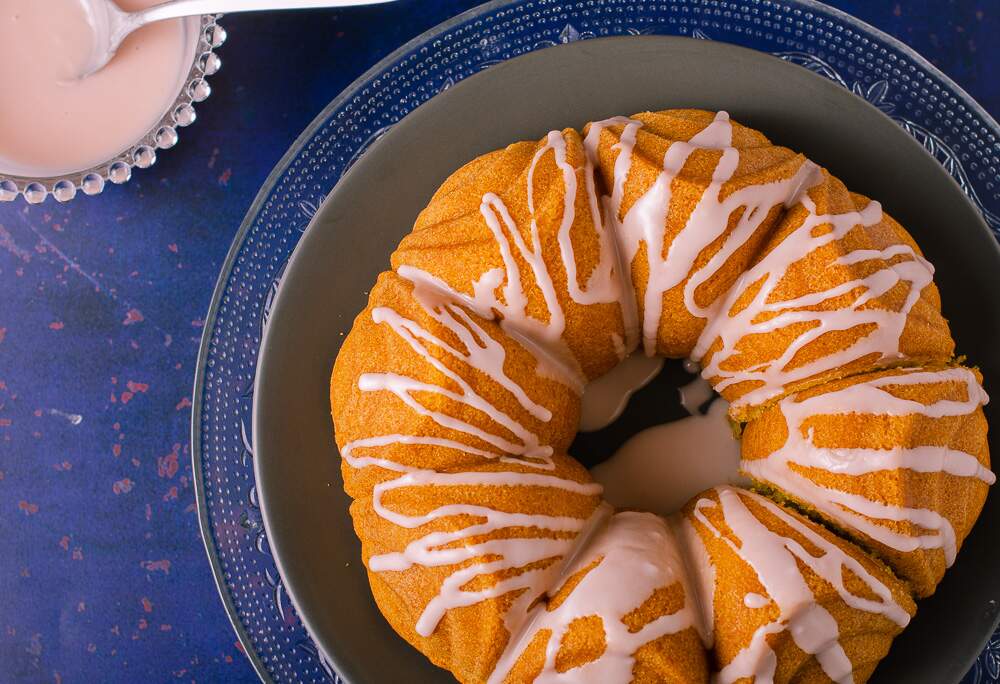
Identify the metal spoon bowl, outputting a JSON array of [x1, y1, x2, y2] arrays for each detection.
[[79, 0, 395, 77]]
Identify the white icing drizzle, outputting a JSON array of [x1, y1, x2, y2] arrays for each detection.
[[692, 187, 938, 413], [579, 353, 664, 432], [345, 268, 701, 679], [396, 264, 584, 393], [742, 367, 994, 566], [531, 131, 623, 309], [339, 111, 971, 682], [671, 515, 715, 648], [488, 512, 698, 684], [691, 487, 910, 684], [344, 429, 602, 640], [369, 466, 601, 637], [583, 115, 643, 354], [583, 112, 819, 356], [478, 189, 578, 371], [392, 273, 552, 419], [363, 285, 553, 462]]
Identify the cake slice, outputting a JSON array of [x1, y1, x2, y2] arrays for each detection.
[[741, 365, 993, 597]]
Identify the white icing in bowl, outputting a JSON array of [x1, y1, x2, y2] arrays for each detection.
[[0, 2, 224, 203]]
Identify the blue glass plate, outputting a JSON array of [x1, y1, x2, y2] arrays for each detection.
[[192, 1, 1000, 682]]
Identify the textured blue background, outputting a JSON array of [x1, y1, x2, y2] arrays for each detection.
[[1, 1, 998, 682]]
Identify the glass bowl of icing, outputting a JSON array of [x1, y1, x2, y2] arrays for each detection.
[[0, 0, 225, 203]]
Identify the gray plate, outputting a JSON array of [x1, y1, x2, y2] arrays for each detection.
[[254, 36, 1000, 684]]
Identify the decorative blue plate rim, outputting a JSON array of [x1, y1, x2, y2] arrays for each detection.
[[191, 1, 1000, 683]]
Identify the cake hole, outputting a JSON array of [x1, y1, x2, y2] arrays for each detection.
[[573, 356, 748, 516]]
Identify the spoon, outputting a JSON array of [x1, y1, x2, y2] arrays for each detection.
[[79, 0, 395, 77]]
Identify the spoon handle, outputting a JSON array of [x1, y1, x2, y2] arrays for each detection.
[[137, 0, 394, 24]]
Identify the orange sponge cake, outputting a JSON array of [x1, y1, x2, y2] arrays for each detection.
[[391, 128, 634, 383], [494, 511, 708, 683], [584, 109, 813, 358], [679, 486, 916, 684], [332, 270, 602, 681], [741, 365, 993, 597], [694, 170, 954, 421]]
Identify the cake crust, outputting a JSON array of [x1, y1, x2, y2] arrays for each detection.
[[391, 128, 633, 382]]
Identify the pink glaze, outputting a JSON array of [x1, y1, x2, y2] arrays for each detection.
[[0, 0, 197, 177]]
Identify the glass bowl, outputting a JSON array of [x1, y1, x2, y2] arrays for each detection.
[[0, 14, 225, 204]]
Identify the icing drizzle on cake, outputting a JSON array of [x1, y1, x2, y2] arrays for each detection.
[[488, 511, 700, 684], [742, 366, 994, 565], [690, 487, 911, 684], [342, 272, 604, 638], [693, 192, 936, 413], [584, 112, 821, 357]]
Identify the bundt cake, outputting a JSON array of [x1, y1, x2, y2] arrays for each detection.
[[679, 486, 916, 683], [741, 365, 993, 597], [330, 108, 993, 683]]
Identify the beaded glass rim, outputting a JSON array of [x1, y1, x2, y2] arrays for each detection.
[[191, 1, 1000, 683], [0, 15, 225, 205]]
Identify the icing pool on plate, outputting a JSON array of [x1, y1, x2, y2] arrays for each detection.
[[582, 365, 747, 516], [0, 0, 198, 178], [591, 397, 747, 516], [578, 353, 664, 432]]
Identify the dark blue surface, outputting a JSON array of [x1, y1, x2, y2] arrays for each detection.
[[2, 1, 999, 682]]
